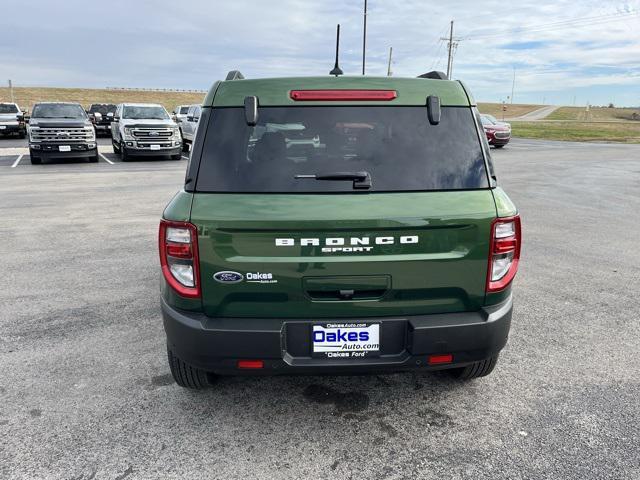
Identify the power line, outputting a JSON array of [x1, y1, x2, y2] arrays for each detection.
[[461, 10, 638, 41]]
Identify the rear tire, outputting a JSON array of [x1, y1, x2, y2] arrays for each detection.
[[171, 153, 182, 160], [494, 145, 505, 149], [446, 355, 499, 380], [182, 141, 190, 153], [88, 154, 99, 163], [167, 346, 209, 389], [112, 139, 120, 153]]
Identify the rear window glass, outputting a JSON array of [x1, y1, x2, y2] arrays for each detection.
[[0, 104, 19, 114], [32, 104, 86, 119], [88, 104, 116, 114], [179, 106, 190, 114], [196, 106, 488, 193]]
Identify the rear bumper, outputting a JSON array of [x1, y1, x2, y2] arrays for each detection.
[[162, 295, 513, 375]]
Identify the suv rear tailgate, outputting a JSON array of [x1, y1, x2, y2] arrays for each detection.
[[191, 191, 496, 318]]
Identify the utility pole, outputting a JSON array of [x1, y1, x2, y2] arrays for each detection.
[[362, 0, 367, 75], [510, 67, 516, 104], [387, 47, 393, 76], [440, 21, 460, 79], [8, 79, 14, 103]]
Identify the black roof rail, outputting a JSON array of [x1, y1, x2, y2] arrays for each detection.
[[417, 71, 448, 80], [225, 70, 245, 81]]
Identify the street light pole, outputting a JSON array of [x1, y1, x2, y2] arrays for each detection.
[[387, 47, 393, 76], [362, 0, 367, 75]]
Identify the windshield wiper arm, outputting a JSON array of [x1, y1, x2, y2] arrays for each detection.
[[295, 171, 372, 189]]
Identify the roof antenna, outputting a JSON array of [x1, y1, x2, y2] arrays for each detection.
[[330, 24, 344, 77]]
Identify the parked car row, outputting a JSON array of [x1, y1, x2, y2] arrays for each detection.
[[19, 101, 186, 164]]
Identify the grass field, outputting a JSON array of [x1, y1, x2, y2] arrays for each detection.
[[477, 103, 544, 119], [546, 106, 640, 122], [511, 121, 640, 143], [0, 87, 206, 112]]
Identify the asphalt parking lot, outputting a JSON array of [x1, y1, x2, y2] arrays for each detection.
[[1, 138, 639, 480]]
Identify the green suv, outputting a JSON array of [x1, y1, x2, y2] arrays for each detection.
[[159, 71, 521, 389]]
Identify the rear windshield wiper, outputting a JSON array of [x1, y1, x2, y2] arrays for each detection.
[[295, 171, 372, 189]]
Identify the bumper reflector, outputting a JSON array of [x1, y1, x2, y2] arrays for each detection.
[[427, 354, 453, 365], [237, 360, 264, 369]]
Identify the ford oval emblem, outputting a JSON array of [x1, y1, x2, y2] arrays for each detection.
[[213, 271, 244, 283]]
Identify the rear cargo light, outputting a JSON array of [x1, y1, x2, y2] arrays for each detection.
[[159, 219, 200, 298], [237, 360, 264, 369], [487, 215, 521, 292], [290, 90, 398, 101], [428, 354, 453, 365]]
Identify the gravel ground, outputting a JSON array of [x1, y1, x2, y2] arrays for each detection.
[[0, 139, 638, 480]]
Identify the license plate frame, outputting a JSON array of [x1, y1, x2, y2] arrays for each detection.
[[311, 322, 380, 359]]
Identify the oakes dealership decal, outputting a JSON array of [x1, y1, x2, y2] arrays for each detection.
[[275, 235, 418, 253], [213, 271, 278, 284]]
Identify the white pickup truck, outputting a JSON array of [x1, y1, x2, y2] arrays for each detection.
[[0, 102, 27, 138], [111, 103, 182, 161]]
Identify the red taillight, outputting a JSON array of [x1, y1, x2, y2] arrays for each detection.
[[159, 219, 200, 298], [428, 354, 453, 365], [237, 360, 264, 369], [290, 90, 398, 101], [487, 215, 521, 293]]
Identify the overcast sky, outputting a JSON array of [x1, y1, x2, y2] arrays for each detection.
[[1, 0, 639, 106]]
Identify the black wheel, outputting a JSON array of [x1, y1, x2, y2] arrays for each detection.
[[171, 153, 182, 160], [18, 132, 25, 139], [29, 149, 42, 164], [88, 154, 99, 163], [446, 355, 499, 380], [120, 143, 129, 162], [112, 139, 120, 154], [182, 141, 190, 153], [167, 346, 209, 389], [494, 145, 505, 149]]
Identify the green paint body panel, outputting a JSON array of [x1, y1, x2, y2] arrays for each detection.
[[205, 76, 471, 108], [188, 191, 497, 318], [492, 187, 518, 217], [162, 190, 193, 222]]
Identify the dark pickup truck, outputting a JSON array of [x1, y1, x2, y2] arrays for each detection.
[[28, 102, 98, 164], [87, 103, 117, 137]]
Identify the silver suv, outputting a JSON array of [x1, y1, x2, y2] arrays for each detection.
[[111, 103, 182, 161], [180, 104, 201, 152]]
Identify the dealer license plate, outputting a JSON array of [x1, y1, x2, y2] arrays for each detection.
[[312, 323, 380, 359]]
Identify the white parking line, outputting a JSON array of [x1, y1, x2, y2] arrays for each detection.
[[181, 155, 189, 160], [99, 153, 114, 165], [11, 155, 23, 168]]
